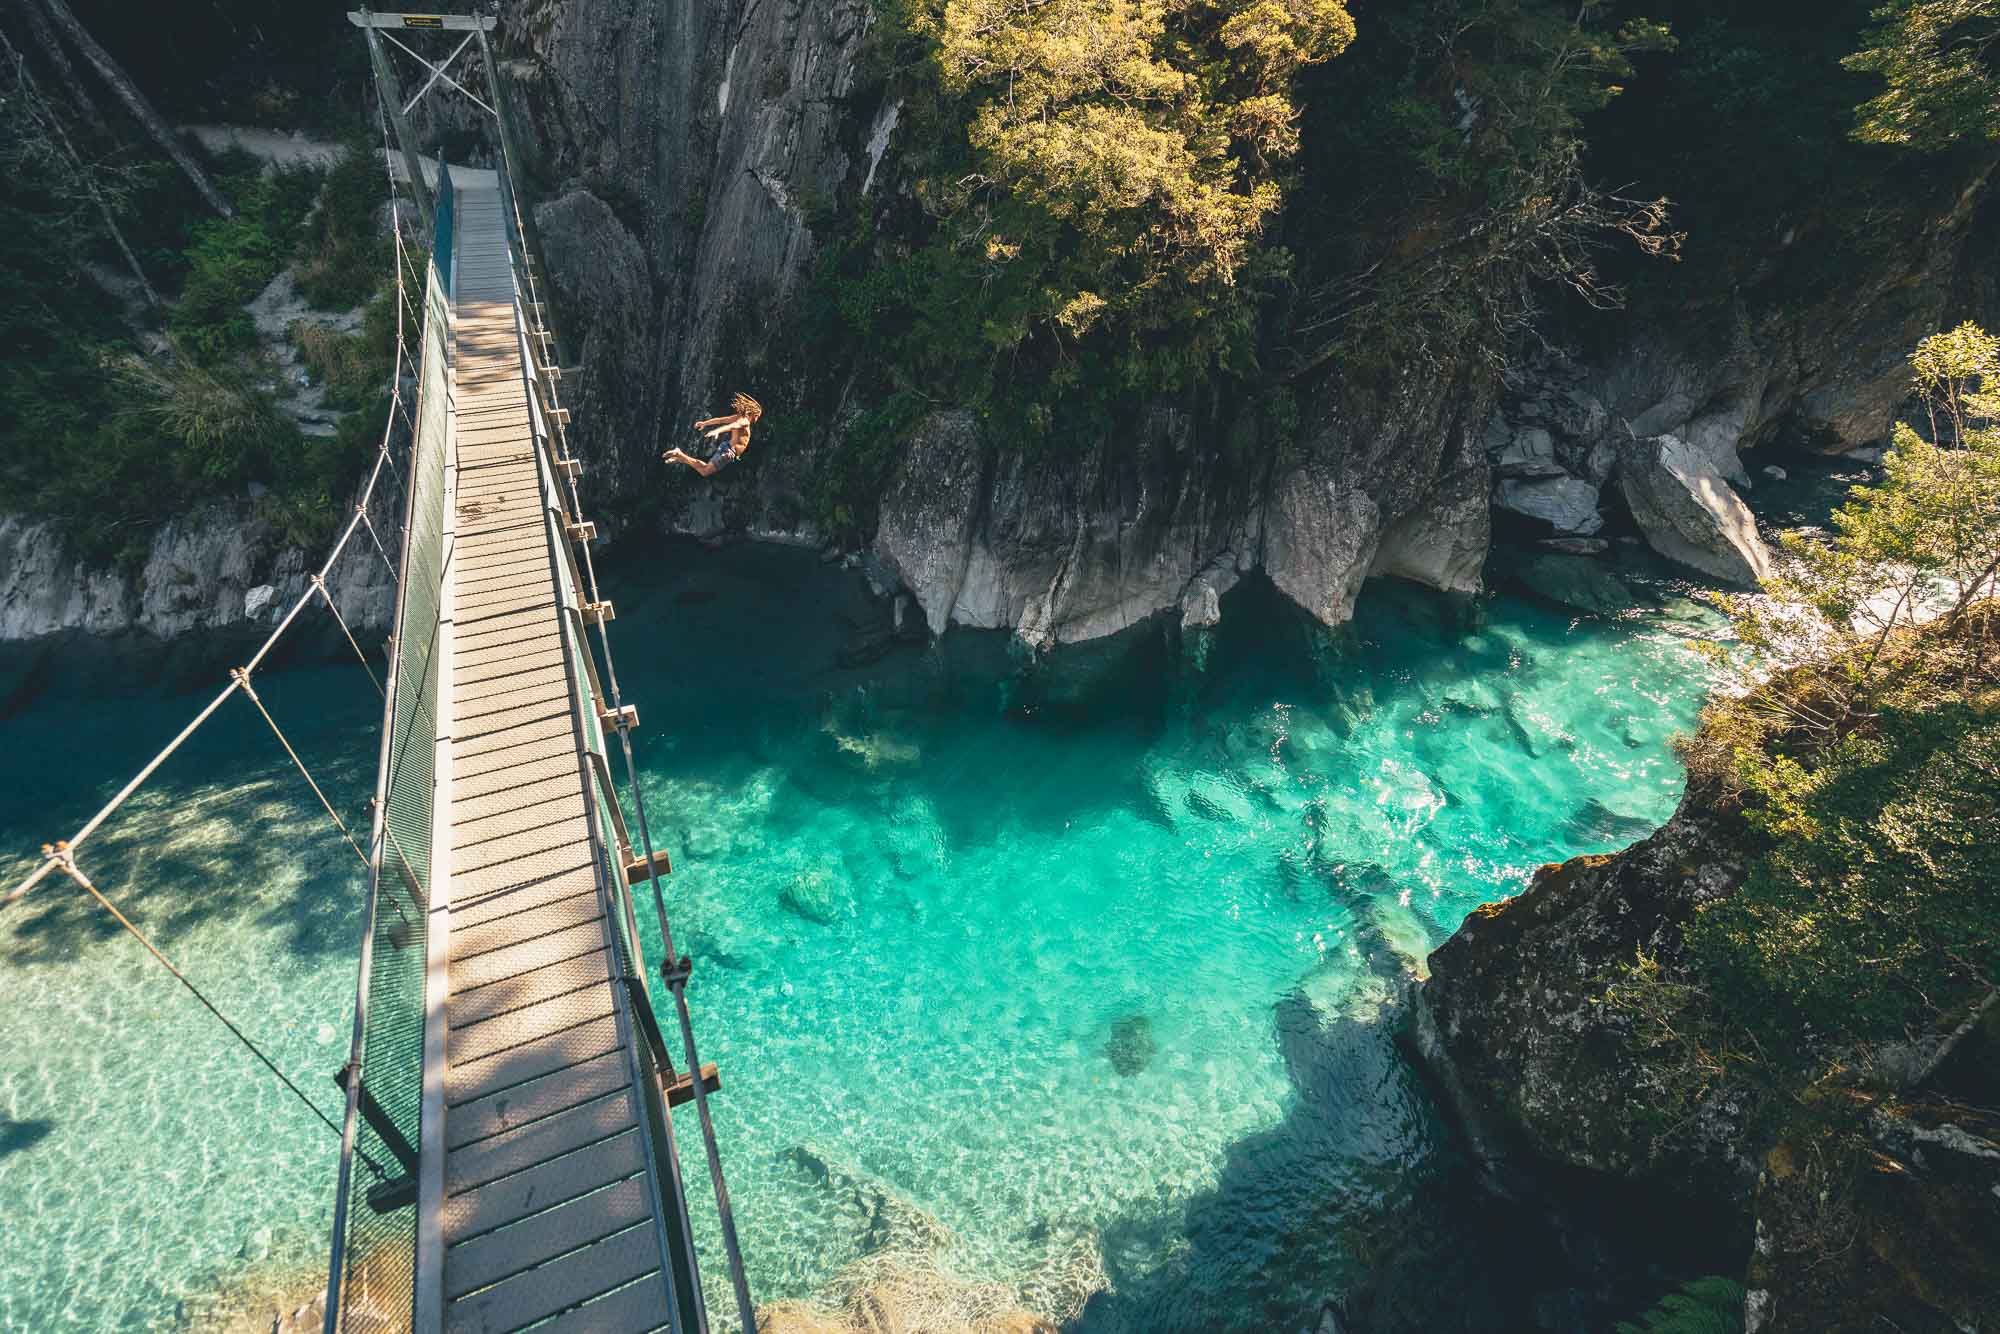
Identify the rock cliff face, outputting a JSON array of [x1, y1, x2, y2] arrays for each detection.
[[0, 502, 394, 706], [1485, 165, 1999, 569], [500, 0, 1501, 645], [1409, 774, 1762, 1210], [8, 5, 1995, 665], [494, 0, 1998, 647], [1408, 773, 2000, 1333]]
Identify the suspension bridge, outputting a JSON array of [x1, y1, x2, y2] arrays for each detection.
[[5, 12, 751, 1333]]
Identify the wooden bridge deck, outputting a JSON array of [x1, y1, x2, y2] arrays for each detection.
[[426, 185, 677, 1334]]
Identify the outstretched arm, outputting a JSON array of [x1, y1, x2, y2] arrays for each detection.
[[702, 415, 749, 439], [694, 414, 736, 429]]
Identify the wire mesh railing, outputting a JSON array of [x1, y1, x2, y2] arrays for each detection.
[[322, 162, 454, 1334]]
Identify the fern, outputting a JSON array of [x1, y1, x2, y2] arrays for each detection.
[[1615, 1276, 1745, 1334]]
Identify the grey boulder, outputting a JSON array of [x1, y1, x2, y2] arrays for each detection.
[[1618, 434, 1772, 587]]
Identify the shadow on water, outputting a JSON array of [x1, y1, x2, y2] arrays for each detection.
[[0, 657, 379, 965], [1071, 959, 1672, 1334], [1070, 921, 1570, 1334], [0, 1116, 55, 1160]]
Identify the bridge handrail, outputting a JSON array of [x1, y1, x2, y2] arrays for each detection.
[[323, 158, 455, 1334]]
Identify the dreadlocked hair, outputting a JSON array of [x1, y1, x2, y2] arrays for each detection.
[[732, 392, 763, 420]]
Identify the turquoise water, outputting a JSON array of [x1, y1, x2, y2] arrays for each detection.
[[0, 553, 1723, 1331]]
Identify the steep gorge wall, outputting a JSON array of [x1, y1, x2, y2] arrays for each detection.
[[504, 0, 1997, 653], [7, 3, 1997, 671], [1408, 775, 2000, 1333], [503, 0, 1499, 649]]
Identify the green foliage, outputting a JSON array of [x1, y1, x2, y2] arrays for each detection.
[[811, 0, 1359, 448], [1846, 0, 2000, 149], [1287, 0, 1677, 372], [803, 0, 1676, 473], [1688, 633, 2000, 1048], [1688, 326, 2000, 1059], [814, 391, 937, 545], [0, 98, 387, 562], [1582, 0, 1953, 313], [168, 158, 325, 362], [926, 0, 1353, 307], [294, 147, 394, 310], [291, 287, 399, 414], [1614, 1276, 1746, 1334], [1708, 323, 2000, 713]]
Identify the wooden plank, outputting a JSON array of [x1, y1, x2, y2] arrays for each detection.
[[449, 923, 607, 999], [448, 981, 617, 1066], [529, 1272, 671, 1334], [447, 595, 549, 630], [446, 1012, 626, 1108], [450, 712, 574, 762], [451, 855, 599, 909], [448, 774, 584, 829], [451, 881, 601, 957], [451, 605, 557, 647], [450, 818, 594, 884], [443, 1224, 658, 1334], [446, 1175, 652, 1299], [451, 736, 577, 786], [442, 1152, 644, 1280], [444, 1086, 637, 1191], [448, 1049, 633, 1151], [453, 599, 557, 632], [451, 786, 585, 841], [450, 864, 598, 930], [453, 646, 566, 685], [453, 661, 568, 702], [451, 751, 588, 805], [453, 627, 565, 666], [665, 1064, 722, 1110], [456, 682, 573, 727]]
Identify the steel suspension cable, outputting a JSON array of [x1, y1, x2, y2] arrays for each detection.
[[231, 669, 374, 871], [42, 843, 374, 1171], [314, 576, 386, 697]]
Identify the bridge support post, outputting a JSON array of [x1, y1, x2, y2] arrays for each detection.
[[361, 11, 436, 234]]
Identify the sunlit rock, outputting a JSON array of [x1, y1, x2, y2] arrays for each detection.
[[1618, 434, 1772, 587]]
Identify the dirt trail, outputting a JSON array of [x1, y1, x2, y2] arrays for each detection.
[[181, 124, 499, 189]]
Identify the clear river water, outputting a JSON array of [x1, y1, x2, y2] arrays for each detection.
[[0, 544, 1729, 1332]]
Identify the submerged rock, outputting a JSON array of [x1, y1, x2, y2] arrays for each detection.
[[779, 867, 853, 925], [1559, 797, 1661, 847], [771, 1143, 1093, 1333], [1618, 434, 1772, 587], [1104, 1013, 1157, 1076], [787, 1142, 955, 1254], [1512, 554, 1637, 616], [1538, 536, 1610, 556]]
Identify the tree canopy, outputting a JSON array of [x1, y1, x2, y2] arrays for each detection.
[[1845, 0, 2000, 148], [909, 0, 1356, 356]]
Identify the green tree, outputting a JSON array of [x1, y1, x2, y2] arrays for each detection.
[[1845, 0, 2000, 148], [858, 0, 1357, 422], [1286, 0, 1677, 374], [1686, 327, 2000, 1047], [1713, 322, 2000, 733]]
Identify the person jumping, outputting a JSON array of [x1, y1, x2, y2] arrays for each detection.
[[664, 392, 762, 476]]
